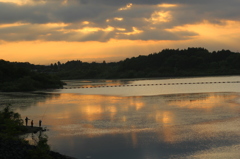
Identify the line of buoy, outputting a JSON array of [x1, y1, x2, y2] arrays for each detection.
[[62, 81, 240, 89]]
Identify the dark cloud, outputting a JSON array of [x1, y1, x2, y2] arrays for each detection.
[[0, 0, 240, 42], [0, 23, 198, 42]]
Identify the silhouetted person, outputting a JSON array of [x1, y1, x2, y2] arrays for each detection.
[[39, 120, 42, 127], [31, 120, 33, 127], [25, 117, 30, 126]]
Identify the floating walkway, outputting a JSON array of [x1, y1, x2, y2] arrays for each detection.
[[61, 81, 240, 89]]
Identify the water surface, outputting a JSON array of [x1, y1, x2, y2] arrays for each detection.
[[1, 76, 240, 159]]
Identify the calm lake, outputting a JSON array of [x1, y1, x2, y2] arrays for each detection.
[[1, 76, 240, 159]]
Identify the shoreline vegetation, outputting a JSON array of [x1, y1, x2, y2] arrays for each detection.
[[0, 105, 75, 159], [1, 47, 240, 92], [0, 60, 66, 92]]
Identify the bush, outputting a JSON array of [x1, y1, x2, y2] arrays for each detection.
[[0, 105, 25, 135], [0, 105, 53, 159], [26, 135, 52, 159]]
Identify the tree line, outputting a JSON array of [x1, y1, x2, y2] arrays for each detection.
[[0, 60, 65, 92], [1, 47, 240, 91], [51, 47, 240, 79]]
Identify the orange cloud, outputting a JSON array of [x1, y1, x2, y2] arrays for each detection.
[[0, 39, 171, 64], [157, 4, 178, 8], [166, 20, 240, 43], [118, 3, 133, 11], [146, 11, 172, 23], [1, 20, 240, 64]]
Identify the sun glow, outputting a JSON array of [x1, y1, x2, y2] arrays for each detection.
[[146, 11, 172, 24], [0, 0, 49, 5], [82, 21, 90, 25], [155, 111, 174, 124], [0, 22, 69, 30], [120, 27, 143, 35], [118, 3, 133, 11], [81, 105, 103, 121], [158, 3, 178, 8], [42, 23, 69, 27], [75, 26, 115, 33], [0, 0, 26, 5], [114, 17, 124, 21], [0, 23, 30, 28], [116, 28, 126, 31], [166, 20, 240, 43]]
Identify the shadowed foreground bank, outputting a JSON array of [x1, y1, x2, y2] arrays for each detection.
[[0, 137, 75, 159], [0, 106, 75, 159]]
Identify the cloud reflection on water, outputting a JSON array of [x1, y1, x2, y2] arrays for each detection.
[[4, 88, 239, 158], [38, 92, 240, 146], [167, 93, 239, 110]]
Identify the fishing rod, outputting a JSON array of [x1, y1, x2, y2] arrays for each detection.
[[41, 104, 49, 121]]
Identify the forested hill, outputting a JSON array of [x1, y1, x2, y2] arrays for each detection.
[[0, 60, 64, 92], [1, 48, 240, 88], [53, 48, 240, 79]]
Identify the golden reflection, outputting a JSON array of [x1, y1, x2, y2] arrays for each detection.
[[155, 111, 161, 123], [131, 132, 138, 148], [44, 111, 74, 125], [55, 113, 70, 119], [155, 111, 174, 124], [81, 105, 103, 121], [83, 105, 103, 114], [44, 94, 123, 105], [106, 106, 117, 113], [155, 111, 176, 143], [162, 126, 177, 143], [122, 116, 127, 122], [168, 94, 238, 110], [129, 98, 145, 110], [162, 113, 176, 143], [135, 102, 144, 110], [28, 92, 240, 145], [106, 106, 117, 121], [38, 94, 127, 123], [162, 112, 173, 124], [121, 105, 129, 112]]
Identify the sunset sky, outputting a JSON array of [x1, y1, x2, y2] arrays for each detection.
[[1, 0, 240, 64]]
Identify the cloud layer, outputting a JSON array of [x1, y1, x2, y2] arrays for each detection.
[[0, 0, 240, 42]]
